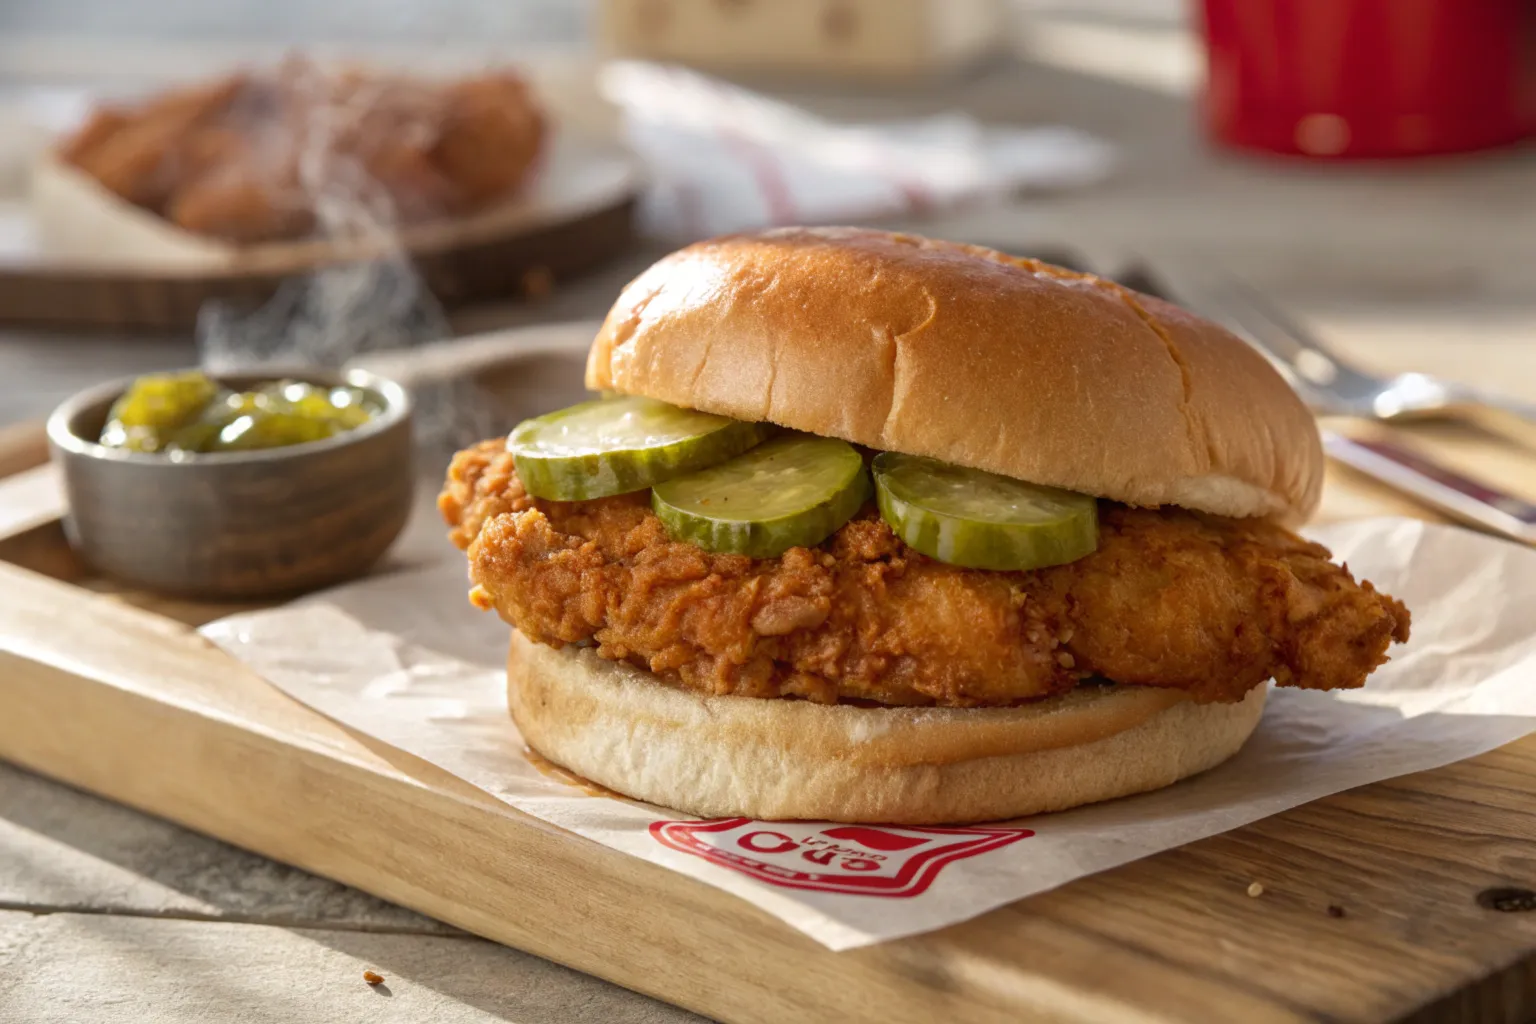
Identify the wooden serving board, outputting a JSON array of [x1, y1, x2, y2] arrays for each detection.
[[0, 136, 639, 330], [3, 332, 1536, 1024]]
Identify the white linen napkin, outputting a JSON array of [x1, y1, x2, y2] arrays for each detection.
[[598, 60, 1116, 239]]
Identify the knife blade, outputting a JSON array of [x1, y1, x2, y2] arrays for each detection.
[[1322, 431, 1536, 543]]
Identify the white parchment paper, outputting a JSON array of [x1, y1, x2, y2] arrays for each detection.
[[201, 516, 1536, 950]]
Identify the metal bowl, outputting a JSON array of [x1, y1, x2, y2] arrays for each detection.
[[46, 368, 414, 598]]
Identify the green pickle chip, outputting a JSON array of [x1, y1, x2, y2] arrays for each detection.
[[100, 372, 377, 454], [100, 370, 219, 452], [201, 382, 371, 452], [508, 395, 768, 500], [873, 452, 1098, 571], [652, 434, 869, 559]]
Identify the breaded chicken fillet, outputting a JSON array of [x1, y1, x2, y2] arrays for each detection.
[[442, 441, 1409, 708]]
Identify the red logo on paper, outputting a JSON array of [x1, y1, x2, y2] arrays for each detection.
[[649, 818, 1034, 898]]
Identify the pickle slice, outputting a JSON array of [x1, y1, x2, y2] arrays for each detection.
[[652, 434, 869, 558], [509, 396, 767, 500], [168, 382, 376, 453], [100, 370, 218, 452], [873, 452, 1097, 571]]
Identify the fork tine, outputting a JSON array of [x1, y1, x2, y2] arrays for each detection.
[[1212, 277, 1399, 410], [1126, 259, 1321, 399], [1150, 261, 1392, 414], [1215, 276, 1358, 370]]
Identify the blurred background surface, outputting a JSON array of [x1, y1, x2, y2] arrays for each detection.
[[0, 0, 1532, 421]]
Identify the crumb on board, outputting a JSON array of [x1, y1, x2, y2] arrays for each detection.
[[363, 971, 385, 986], [1327, 904, 1346, 918], [1247, 882, 1265, 898]]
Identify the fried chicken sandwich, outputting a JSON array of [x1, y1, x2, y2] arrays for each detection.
[[441, 228, 1410, 824]]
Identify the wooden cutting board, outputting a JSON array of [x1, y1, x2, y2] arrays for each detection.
[[2, 330, 1535, 1024]]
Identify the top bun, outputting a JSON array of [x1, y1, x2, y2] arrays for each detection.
[[586, 228, 1322, 521]]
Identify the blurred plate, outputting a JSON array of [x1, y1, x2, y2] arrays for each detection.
[[0, 132, 640, 331]]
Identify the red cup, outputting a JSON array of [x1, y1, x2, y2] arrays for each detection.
[[1199, 0, 1536, 158]]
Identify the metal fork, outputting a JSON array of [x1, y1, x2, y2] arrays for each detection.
[[1145, 263, 1536, 445], [1120, 262, 1536, 544]]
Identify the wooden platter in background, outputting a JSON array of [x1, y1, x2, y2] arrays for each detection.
[[0, 137, 640, 330], [2, 325, 1536, 1024], [0, 419, 48, 479]]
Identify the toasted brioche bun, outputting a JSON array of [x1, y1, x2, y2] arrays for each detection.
[[509, 631, 1267, 824], [587, 227, 1322, 522]]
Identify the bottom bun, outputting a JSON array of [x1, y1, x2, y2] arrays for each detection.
[[507, 631, 1267, 824]]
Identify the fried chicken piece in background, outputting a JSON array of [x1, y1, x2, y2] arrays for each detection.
[[440, 440, 1410, 709], [56, 60, 547, 244], [62, 75, 247, 209], [431, 73, 548, 206], [168, 174, 317, 246]]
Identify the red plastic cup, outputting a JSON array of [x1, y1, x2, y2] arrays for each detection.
[[1199, 0, 1536, 159]]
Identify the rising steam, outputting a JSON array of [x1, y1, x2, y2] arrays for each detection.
[[193, 59, 502, 468]]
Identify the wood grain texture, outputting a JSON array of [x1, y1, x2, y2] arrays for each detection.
[[3, 372, 1536, 1024], [0, 420, 48, 479], [0, 761, 453, 933], [0, 197, 636, 331]]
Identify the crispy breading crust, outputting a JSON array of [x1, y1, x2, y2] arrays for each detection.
[[442, 440, 1410, 708]]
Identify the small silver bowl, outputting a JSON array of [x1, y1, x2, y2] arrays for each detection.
[[47, 367, 414, 599]]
